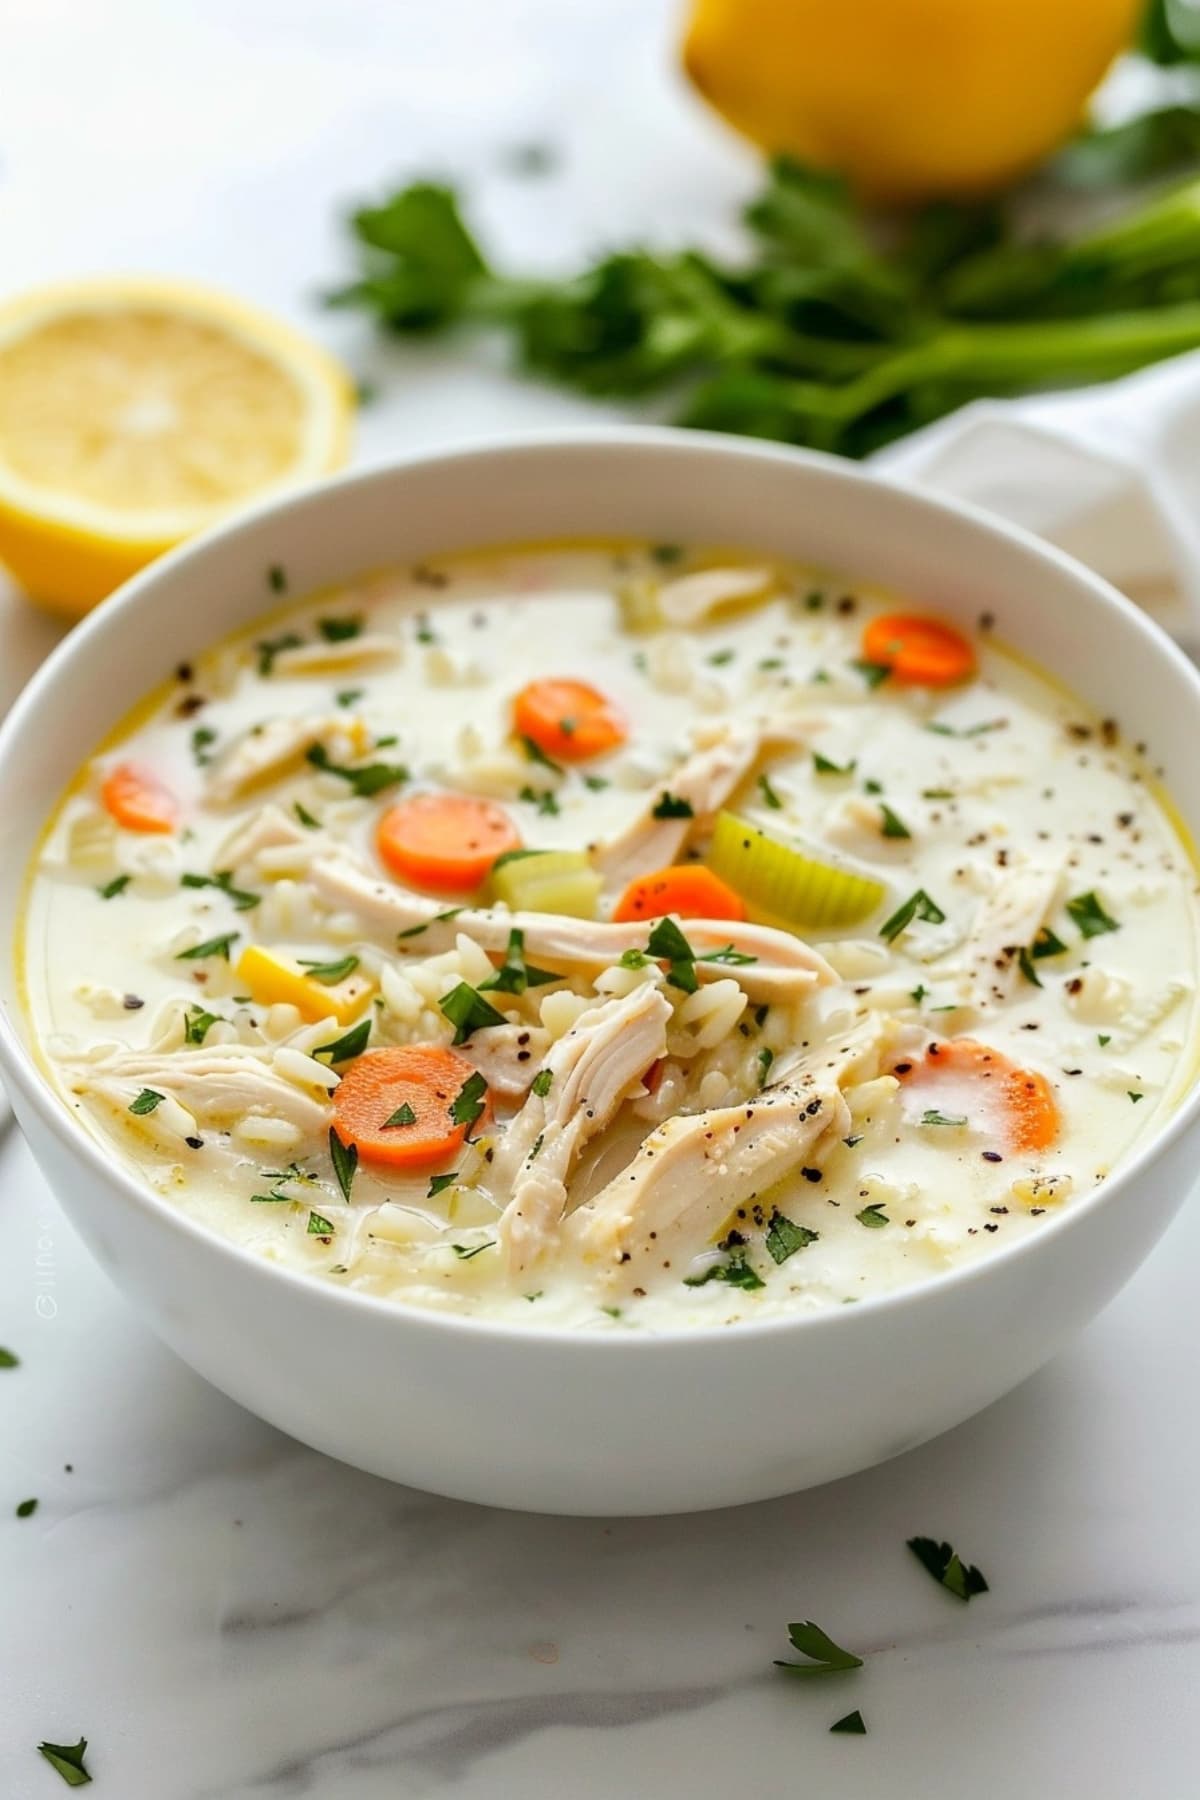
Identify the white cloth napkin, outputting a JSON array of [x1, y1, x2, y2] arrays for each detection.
[[876, 349, 1200, 647]]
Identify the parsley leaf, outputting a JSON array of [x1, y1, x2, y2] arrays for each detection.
[[128, 1089, 164, 1116], [830, 1709, 867, 1735], [451, 1239, 495, 1260], [329, 1128, 358, 1202], [925, 718, 1005, 738], [775, 1620, 864, 1677], [297, 953, 360, 985], [921, 1108, 967, 1126], [813, 751, 856, 776], [519, 734, 563, 776], [856, 1201, 889, 1228], [176, 931, 239, 962], [294, 801, 321, 829], [16, 1497, 37, 1518], [181, 869, 260, 911], [267, 563, 288, 593], [531, 1069, 553, 1098], [478, 928, 560, 995], [646, 916, 698, 993], [765, 1209, 819, 1264], [1067, 890, 1119, 938], [449, 1070, 489, 1132], [318, 615, 363, 641], [428, 1170, 459, 1198], [1017, 946, 1042, 988], [313, 1018, 371, 1064], [255, 630, 302, 673], [1031, 925, 1069, 959], [190, 725, 218, 766], [878, 802, 911, 839], [758, 772, 784, 810], [306, 743, 408, 798], [397, 906, 464, 939], [183, 1005, 220, 1045], [308, 1210, 335, 1238], [36, 1738, 92, 1787], [850, 658, 890, 689], [652, 790, 695, 819], [97, 873, 131, 900], [756, 1046, 775, 1087], [0, 1348, 19, 1369], [907, 1535, 989, 1602], [684, 1249, 766, 1290], [879, 888, 945, 943], [698, 944, 758, 965], [383, 1102, 417, 1128], [439, 981, 507, 1044]]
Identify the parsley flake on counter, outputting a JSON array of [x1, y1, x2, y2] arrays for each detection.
[[531, 1069, 554, 1098], [856, 1201, 889, 1228], [765, 1210, 818, 1264], [308, 1210, 335, 1238], [775, 1620, 864, 1677], [181, 869, 260, 911], [440, 981, 507, 1044], [128, 1089, 165, 1116], [878, 802, 911, 840], [1067, 890, 1120, 938], [684, 1250, 766, 1291], [921, 1108, 967, 1127], [298, 953, 360, 985], [449, 1071, 489, 1133], [813, 752, 856, 776], [318, 615, 363, 641], [314, 1018, 371, 1064], [652, 790, 695, 819], [428, 1171, 459, 1199], [830, 1709, 867, 1735], [479, 928, 559, 996], [907, 1535, 989, 1602], [16, 1497, 37, 1518], [329, 1128, 358, 1202], [97, 874, 131, 900], [306, 743, 408, 798], [879, 888, 946, 943], [646, 916, 699, 993], [757, 772, 784, 810], [382, 1102, 417, 1129], [176, 931, 239, 962], [36, 1737, 92, 1787], [0, 1348, 19, 1369]]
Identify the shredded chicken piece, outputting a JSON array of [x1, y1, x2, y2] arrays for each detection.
[[272, 635, 402, 676], [594, 723, 762, 890], [494, 986, 672, 1271], [962, 866, 1062, 1007], [309, 855, 836, 1002], [69, 1043, 334, 1134], [564, 1078, 849, 1282], [461, 1022, 552, 1101], [656, 566, 776, 626], [215, 803, 318, 871], [207, 715, 365, 805]]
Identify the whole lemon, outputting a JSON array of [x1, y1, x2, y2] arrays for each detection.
[[682, 0, 1143, 201]]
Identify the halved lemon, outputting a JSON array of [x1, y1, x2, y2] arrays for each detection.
[[0, 278, 354, 615]]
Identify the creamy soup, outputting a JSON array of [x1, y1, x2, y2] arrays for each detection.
[[20, 544, 1200, 1329]]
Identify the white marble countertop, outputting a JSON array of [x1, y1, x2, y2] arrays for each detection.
[[3, 3, 1200, 1793]]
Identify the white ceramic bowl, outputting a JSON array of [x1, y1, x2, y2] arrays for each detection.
[[3, 428, 1200, 1516]]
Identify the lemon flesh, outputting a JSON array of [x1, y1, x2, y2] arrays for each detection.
[[0, 281, 353, 615]]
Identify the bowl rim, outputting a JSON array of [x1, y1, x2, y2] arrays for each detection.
[[4, 421, 1200, 1349]]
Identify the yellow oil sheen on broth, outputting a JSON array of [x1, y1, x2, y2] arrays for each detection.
[[20, 543, 1200, 1329]]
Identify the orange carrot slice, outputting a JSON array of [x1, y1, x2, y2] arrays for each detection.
[[892, 1037, 1059, 1153], [100, 761, 179, 834], [612, 864, 748, 924], [513, 677, 628, 762], [862, 613, 976, 686], [377, 792, 522, 894], [331, 1045, 490, 1170]]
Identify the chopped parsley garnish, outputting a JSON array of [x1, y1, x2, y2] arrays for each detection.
[[97, 874, 131, 900], [267, 563, 288, 593], [830, 1710, 867, 1735], [878, 802, 911, 839], [1017, 947, 1041, 987], [804, 589, 824, 611], [531, 1069, 553, 1098], [756, 1046, 775, 1087], [306, 742, 408, 797], [1067, 890, 1119, 938], [879, 888, 946, 943], [1098, 1033, 1111, 1048], [449, 1071, 489, 1133], [36, 1737, 92, 1787], [297, 953, 360, 985], [698, 944, 758, 965], [520, 785, 560, 816], [519, 734, 564, 776], [850, 658, 890, 689], [856, 1201, 889, 1228], [1031, 925, 1069, 959], [907, 1535, 989, 1602], [479, 929, 559, 997], [383, 1102, 417, 1129], [451, 1239, 495, 1260], [440, 981, 507, 1044], [863, 777, 883, 795], [128, 1089, 165, 1116], [256, 630, 301, 673], [650, 543, 683, 565], [335, 687, 364, 709], [922, 787, 955, 800], [707, 648, 736, 666], [1129, 1090, 1144, 1103], [176, 931, 239, 962], [910, 983, 928, 1004], [652, 790, 695, 819], [318, 615, 363, 641], [646, 916, 699, 993], [925, 718, 1005, 738], [16, 1497, 37, 1518], [775, 1620, 864, 1677], [396, 906, 464, 939], [308, 1210, 335, 1238], [0, 1348, 19, 1368], [618, 947, 651, 969], [181, 869, 261, 911], [921, 1108, 967, 1126], [183, 1006, 220, 1045], [583, 774, 610, 791], [313, 1018, 371, 1064], [684, 1250, 766, 1291], [813, 752, 856, 776], [294, 802, 321, 829], [757, 772, 784, 811], [328, 1128, 358, 1202], [428, 1171, 459, 1198], [190, 725, 218, 766], [765, 1210, 818, 1264]]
